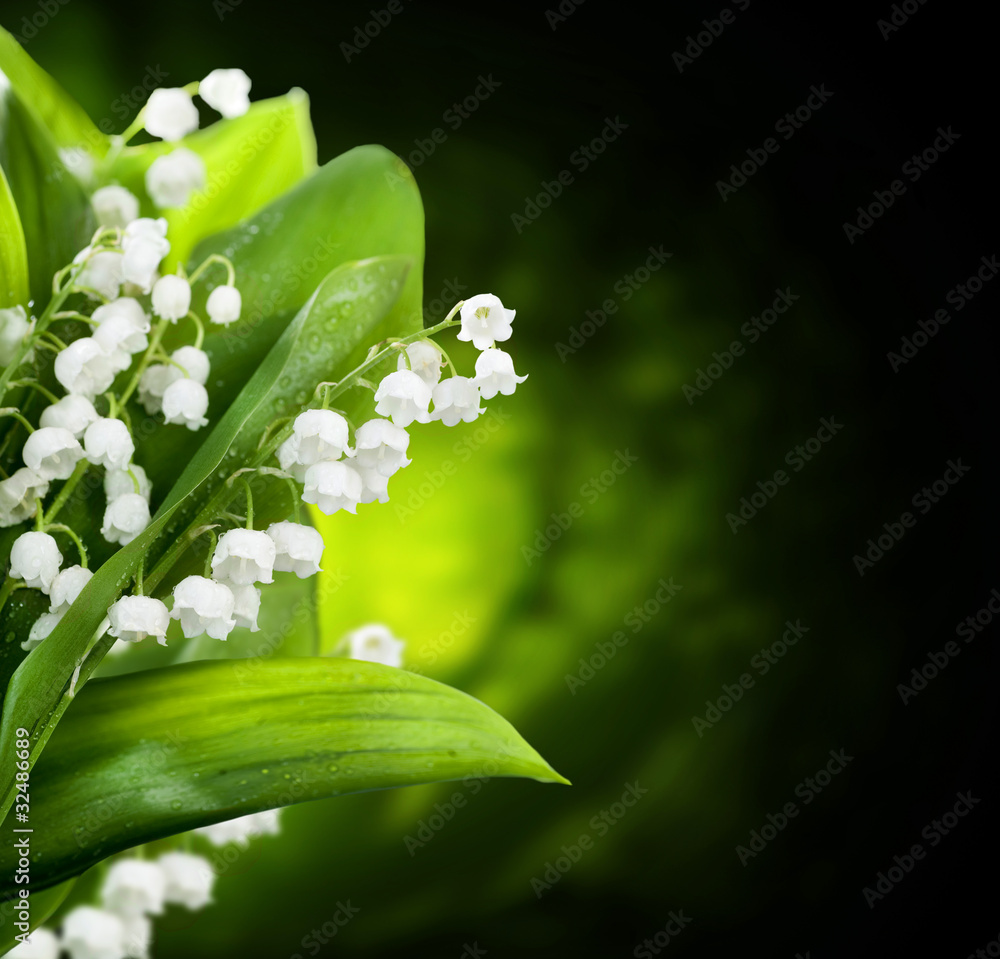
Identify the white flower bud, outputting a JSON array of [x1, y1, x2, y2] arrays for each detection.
[[162, 378, 209, 430], [194, 809, 280, 848], [84, 418, 134, 471], [342, 623, 404, 667], [199, 68, 252, 118], [0, 468, 49, 528], [228, 583, 261, 631], [91, 185, 139, 229], [171, 575, 236, 640], [54, 337, 116, 398], [396, 340, 443, 387], [108, 595, 170, 645], [474, 348, 528, 399], [430, 375, 483, 427], [5, 925, 59, 958], [170, 346, 210, 384], [353, 418, 411, 478], [23, 611, 63, 653], [49, 565, 94, 615], [158, 852, 216, 910], [373, 370, 432, 428], [101, 858, 166, 918], [39, 395, 99, 438], [0, 305, 33, 367], [457, 293, 515, 350], [23, 427, 84, 481], [61, 906, 126, 959], [151, 274, 191, 321], [211, 528, 275, 585], [137, 365, 180, 415], [205, 284, 241, 325], [145, 147, 206, 208], [266, 521, 324, 578], [75, 250, 124, 300], [9, 531, 62, 593], [101, 493, 151, 545], [105, 465, 152, 504], [302, 461, 363, 515], [144, 88, 199, 141]]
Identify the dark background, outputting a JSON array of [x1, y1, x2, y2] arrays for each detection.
[[5, 0, 997, 956]]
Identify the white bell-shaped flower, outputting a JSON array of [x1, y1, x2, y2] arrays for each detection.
[[278, 410, 352, 478], [474, 347, 528, 398], [457, 293, 515, 350], [144, 88, 199, 141], [228, 583, 261, 631], [101, 494, 151, 546], [137, 365, 180, 415], [93, 315, 149, 373], [122, 218, 169, 293], [302, 461, 363, 515], [0, 305, 33, 367], [49, 565, 94, 615], [199, 68, 252, 118], [194, 809, 280, 848], [105, 463, 152, 503], [54, 337, 116, 398], [157, 852, 216, 910], [101, 858, 166, 918], [9, 532, 62, 592], [211, 528, 275, 585], [6, 926, 59, 959], [22, 611, 63, 653], [373, 369, 432, 428], [353, 418, 411, 478], [145, 147, 206, 208], [107, 595, 170, 645], [396, 340, 443, 387], [91, 185, 139, 229], [84, 418, 134, 471], [430, 375, 483, 427], [39, 395, 99, 438], [170, 346, 210, 384], [161, 378, 209, 430], [0, 468, 49, 528], [92, 296, 149, 330], [266, 521, 324, 578], [206, 285, 241, 325], [342, 623, 405, 667], [23, 427, 84, 481], [171, 576, 236, 640], [61, 906, 126, 959], [357, 466, 390, 505], [121, 916, 151, 959], [151, 275, 191, 322], [75, 250, 124, 301]]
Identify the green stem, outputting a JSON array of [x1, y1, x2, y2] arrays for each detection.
[[242, 478, 254, 530], [186, 311, 205, 350], [43, 459, 89, 526], [135, 556, 144, 595], [11, 380, 60, 404], [118, 318, 169, 408], [46, 524, 88, 568], [203, 530, 217, 579], [0, 408, 35, 434], [285, 477, 302, 524], [188, 253, 236, 286]]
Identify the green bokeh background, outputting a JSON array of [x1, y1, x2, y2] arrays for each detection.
[[3, 2, 995, 957]]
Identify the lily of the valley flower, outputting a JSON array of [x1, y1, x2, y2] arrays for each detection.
[[122, 218, 170, 293], [61, 906, 127, 959], [54, 337, 116, 398], [342, 623, 405, 668], [211, 529, 276, 586], [302, 460, 363, 515], [228, 583, 262, 631], [199, 68, 252, 118], [5, 926, 59, 959], [145, 148, 206, 209], [373, 369, 432, 428], [161, 379, 209, 430], [23, 426, 84, 480], [23, 611, 63, 653], [157, 853, 216, 910], [353, 418, 411, 477], [101, 493, 151, 545], [194, 809, 280, 848], [75, 249, 124, 300], [474, 348, 528, 398], [456, 293, 515, 350], [170, 346, 211, 384], [84, 418, 134, 471], [266, 521, 324, 578], [49, 565, 94, 615], [278, 409, 352, 478], [151, 274, 192, 322], [0, 468, 49, 528], [107, 596, 170, 645], [91, 185, 139, 229], [105, 463, 152, 503], [144, 88, 199, 142], [100, 859, 166, 918], [430, 375, 483, 427], [0, 305, 32, 367], [396, 339, 444, 386], [39, 395, 99, 438], [206, 285, 241, 325], [170, 576, 236, 640], [9, 532, 62, 592]]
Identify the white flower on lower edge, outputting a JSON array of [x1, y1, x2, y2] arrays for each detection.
[[23, 611, 63, 652], [23, 427, 84, 481], [474, 348, 528, 398], [39, 395, 100, 438], [101, 859, 166, 919], [277, 410, 352, 479], [302, 461, 362, 515], [54, 338, 116, 399], [85, 419, 134, 471], [49, 565, 93, 615], [91, 185, 139, 230], [199, 68, 252, 118], [358, 466, 390, 504], [0, 468, 49, 528], [430, 375, 483, 426], [101, 494, 151, 545], [342, 623, 405, 667], [144, 88, 199, 142], [456, 293, 515, 350], [396, 340, 443, 387], [151, 275, 191, 322], [0, 305, 33, 367], [171, 346, 210, 384], [211, 528, 275, 586], [228, 583, 261, 631], [162, 379, 209, 430], [105, 464, 152, 503], [194, 809, 280, 848], [145, 148, 206, 209], [373, 369, 432, 428], [10, 532, 62, 592], [170, 576, 236, 640], [75, 250, 124, 301], [266, 521, 324, 578], [60, 906, 126, 959], [121, 916, 151, 959], [7, 926, 60, 959], [206, 285, 241, 325], [158, 852, 216, 910], [353, 418, 410, 478], [107, 596, 170, 645]]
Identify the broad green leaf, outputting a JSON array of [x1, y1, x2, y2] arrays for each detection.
[[108, 90, 318, 265], [0, 255, 411, 819], [0, 658, 567, 894], [0, 162, 28, 307], [0, 878, 75, 957], [0, 26, 105, 154]]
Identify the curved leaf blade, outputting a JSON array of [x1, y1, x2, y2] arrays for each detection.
[[0, 658, 567, 894], [0, 162, 28, 307]]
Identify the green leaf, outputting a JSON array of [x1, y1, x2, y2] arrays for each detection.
[[0, 162, 28, 307], [0, 255, 412, 819], [0, 878, 75, 956], [0, 658, 567, 894]]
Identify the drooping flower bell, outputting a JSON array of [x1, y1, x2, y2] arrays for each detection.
[[54, 337, 116, 398], [49, 565, 94, 615], [100, 858, 167, 918], [266, 521, 324, 578], [170, 576, 236, 640], [151, 275, 192, 322], [373, 370, 432, 428], [353, 418, 411, 478], [5, 925, 59, 959], [105, 463, 152, 503], [161, 379, 209, 430], [342, 623, 405, 667], [60, 906, 127, 959], [84, 418, 134, 471], [121, 218, 170, 293], [170, 346, 211, 384], [75, 250, 124, 301], [91, 185, 139, 229], [228, 583, 261, 631], [39, 395, 99, 438], [194, 809, 280, 848], [430, 375, 483, 427], [9, 532, 62, 592], [302, 461, 363, 515], [0, 305, 32, 367], [474, 348, 528, 399], [0, 468, 49, 528], [23, 611, 63, 653], [157, 852, 216, 910], [396, 339, 443, 387], [143, 88, 199, 142], [101, 493, 151, 546], [277, 409, 352, 479], [457, 293, 515, 350], [145, 148, 206, 209], [23, 426, 84, 480], [199, 68, 252, 118], [107, 595, 170, 645], [206, 285, 241, 325], [211, 529, 276, 586]]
